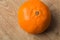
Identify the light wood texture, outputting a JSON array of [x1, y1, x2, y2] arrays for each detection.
[[0, 0, 60, 40]]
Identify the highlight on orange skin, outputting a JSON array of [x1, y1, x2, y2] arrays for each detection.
[[18, 0, 51, 34]]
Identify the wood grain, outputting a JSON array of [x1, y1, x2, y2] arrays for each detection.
[[0, 0, 60, 40]]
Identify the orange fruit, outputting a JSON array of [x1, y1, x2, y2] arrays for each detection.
[[18, 0, 51, 34]]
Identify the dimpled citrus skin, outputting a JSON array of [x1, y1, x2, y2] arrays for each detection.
[[18, 0, 51, 34]]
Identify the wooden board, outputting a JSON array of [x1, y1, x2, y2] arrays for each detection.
[[0, 0, 60, 40]]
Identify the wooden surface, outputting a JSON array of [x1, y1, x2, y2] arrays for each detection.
[[0, 0, 60, 40]]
